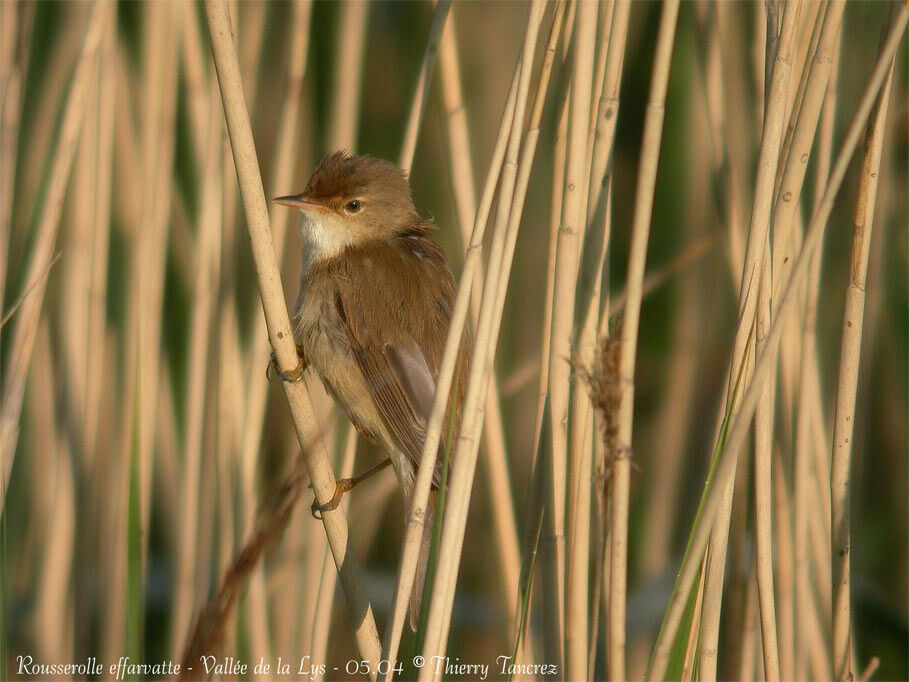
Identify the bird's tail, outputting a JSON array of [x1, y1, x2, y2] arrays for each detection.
[[409, 488, 437, 631]]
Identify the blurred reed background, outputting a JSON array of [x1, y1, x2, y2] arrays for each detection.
[[0, 0, 906, 680]]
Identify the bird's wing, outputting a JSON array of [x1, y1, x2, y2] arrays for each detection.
[[333, 276, 444, 487]]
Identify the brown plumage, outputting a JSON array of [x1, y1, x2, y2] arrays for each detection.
[[276, 151, 469, 628]]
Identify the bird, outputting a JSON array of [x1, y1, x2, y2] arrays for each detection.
[[273, 151, 469, 629]]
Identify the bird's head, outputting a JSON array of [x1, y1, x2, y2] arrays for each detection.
[[273, 151, 420, 261]]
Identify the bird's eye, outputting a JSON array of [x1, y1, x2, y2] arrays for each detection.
[[345, 199, 362, 213]]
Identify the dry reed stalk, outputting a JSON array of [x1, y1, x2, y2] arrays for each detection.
[[230, 1, 315, 666], [298, 439, 333, 661], [0, 0, 16, 89], [860, 658, 881, 682], [31, 321, 75, 663], [0, 63, 20, 349], [82, 20, 115, 465], [830, 34, 897, 682], [696, 3, 800, 674], [7, 4, 76, 253], [681, 560, 708, 681], [237, 0, 267, 114], [737, 567, 760, 680], [309, 424, 359, 682], [203, 0, 382, 668], [770, 0, 845, 298], [791, 22, 842, 679], [446, 0, 563, 657], [171, 84, 224, 658], [179, 1, 210, 162], [647, 8, 909, 676], [537, 80, 569, 674], [704, 413, 751, 681], [103, 317, 138, 661], [0, 0, 111, 507], [236, 0, 312, 496], [586, 0, 625, 223], [63, 99, 93, 420], [269, 460, 313, 661], [135, 2, 179, 595], [380, 62, 521, 681], [587, 179, 613, 680], [780, 0, 823, 164], [570, 2, 631, 675], [327, 0, 368, 151], [608, 2, 680, 678], [753, 10, 792, 669], [754, 236, 781, 681], [438, 7, 527, 645], [214, 313, 240, 620], [637, 179, 704, 585], [415, 3, 550, 672], [227, 0, 312, 660], [548, 3, 597, 672], [694, 0, 746, 289], [772, 447, 795, 681], [111, 46, 143, 235], [399, 0, 450, 173], [751, 1, 767, 128]]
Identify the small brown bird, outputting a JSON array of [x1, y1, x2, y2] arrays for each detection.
[[273, 151, 468, 629]]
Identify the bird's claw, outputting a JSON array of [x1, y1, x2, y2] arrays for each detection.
[[311, 479, 354, 519], [266, 350, 306, 383]]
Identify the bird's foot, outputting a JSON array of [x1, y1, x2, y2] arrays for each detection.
[[266, 345, 307, 383], [311, 479, 354, 519]]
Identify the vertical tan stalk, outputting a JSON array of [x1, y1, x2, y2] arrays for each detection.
[[438, 8, 526, 641], [216, 0, 313, 659], [576, 3, 632, 675], [647, 9, 909, 676], [772, 446, 795, 681], [170, 85, 223, 658], [770, 0, 845, 297], [793, 20, 841, 679], [203, 0, 382, 667], [136, 1, 179, 585], [82, 18, 115, 466], [697, 4, 800, 675], [0, 0, 111, 507], [0, 71, 18, 332], [547, 4, 597, 677], [694, 0, 745, 288], [63, 38, 96, 447], [232, 0, 312, 659], [444, 0, 558, 658], [215, 308, 239, 648], [178, 2, 210, 160], [753, 237, 780, 681], [609, 2, 680, 679], [32, 323, 76, 663], [327, 0, 368, 151], [737, 567, 760, 680], [417, 3, 550, 672], [379, 67, 520, 678], [587, 0, 630, 224], [831, 43, 896, 682], [0, 0, 21, 348], [399, 0, 450, 174], [539, 83, 569, 672], [310, 424, 360, 682]]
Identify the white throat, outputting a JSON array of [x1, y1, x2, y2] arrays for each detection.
[[298, 209, 356, 267]]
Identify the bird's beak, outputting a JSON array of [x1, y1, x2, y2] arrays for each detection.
[[271, 193, 326, 211]]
